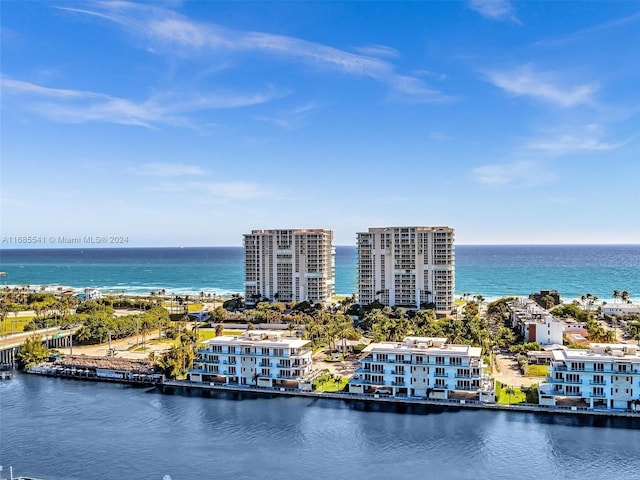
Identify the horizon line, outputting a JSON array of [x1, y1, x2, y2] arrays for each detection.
[[1, 242, 639, 250]]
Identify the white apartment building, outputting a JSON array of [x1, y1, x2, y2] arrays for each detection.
[[602, 304, 640, 317], [189, 330, 313, 389], [508, 298, 564, 345], [539, 343, 640, 410], [357, 226, 454, 312], [348, 337, 488, 400], [244, 229, 335, 305]]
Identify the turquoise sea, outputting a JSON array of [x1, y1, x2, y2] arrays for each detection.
[[0, 245, 638, 302]]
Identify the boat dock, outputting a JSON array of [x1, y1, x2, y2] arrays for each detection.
[[27, 355, 162, 386]]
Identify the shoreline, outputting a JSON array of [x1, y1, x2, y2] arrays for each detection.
[[22, 369, 640, 424], [3, 283, 637, 306]]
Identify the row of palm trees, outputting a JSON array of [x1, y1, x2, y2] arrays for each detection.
[[576, 290, 633, 312], [612, 290, 632, 304]]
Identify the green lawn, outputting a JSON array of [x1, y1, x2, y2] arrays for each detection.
[[495, 381, 527, 404], [2, 317, 35, 335], [313, 373, 348, 392], [188, 303, 204, 312], [197, 330, 218, 341], [163, 302, 204, 312], [526, 364, 550, 377]]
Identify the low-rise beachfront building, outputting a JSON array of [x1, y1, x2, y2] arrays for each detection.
[[348, 337, 490, 401], [189, 330, 313, 389], [601, 304, 640, 317], [538, 343, 640, 410], [508, 298, 564, 345], [84, 287, 103, 300]]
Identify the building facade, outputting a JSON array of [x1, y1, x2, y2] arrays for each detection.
[[357, 226, 454, 312], [244, 229, 335, 305], [508, 298, 564, 345], [348, 337, 489, 400], [539, 343, 640, 410], [189, 330, 313, 389], [601, 304, 640, 317]]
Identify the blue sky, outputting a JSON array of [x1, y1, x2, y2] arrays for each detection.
[[1, 1, 639, 246]]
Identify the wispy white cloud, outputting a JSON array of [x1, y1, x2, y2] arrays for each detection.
[[255, 115, 291, 128], [147, 180, 272, 201], [1, 77, 102, 99], [535, 11, 640, 46], [387, 75, 453, 103], [1, 76, 283, 128], [254, 101, 322, 129], [350, 44, 400, 58], [485, 64, 597, 108], [469, 0, 520, 24], [131, 163, 205, 177], [59, 1, 453, 103], [527, 124, 636, 154], [528, 135, 620, 153], [199, 181, 271, 200], [473, 160, 556, 187]]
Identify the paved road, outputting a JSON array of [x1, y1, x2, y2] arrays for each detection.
[[0, 326, 76, 348]]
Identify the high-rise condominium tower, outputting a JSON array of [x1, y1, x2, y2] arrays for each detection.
[[244, 229, 335, 305], [357, 226, 455, 313]]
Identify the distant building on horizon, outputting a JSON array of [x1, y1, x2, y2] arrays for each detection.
[[243, 229, 335, 306], [601, 304, 640, 317], [356, 226, 455, 313]]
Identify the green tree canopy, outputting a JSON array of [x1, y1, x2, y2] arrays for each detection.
[[17, 335, 50, 369]]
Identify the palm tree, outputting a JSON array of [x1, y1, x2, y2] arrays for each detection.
[[215, 324, 224, 337], [621, 291, 630, 303], [583, 293, 596, 312], [75, 325, 91, 344], [613, 290, 621, 304]]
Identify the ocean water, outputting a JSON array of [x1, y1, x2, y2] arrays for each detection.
[[1, 374, 639, 480], [0, 245, 638, 302]]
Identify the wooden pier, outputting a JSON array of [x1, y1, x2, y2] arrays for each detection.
[[27, 355, 163, 386]]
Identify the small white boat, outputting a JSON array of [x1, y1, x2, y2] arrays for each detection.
[[0, 465, 44, 480]]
